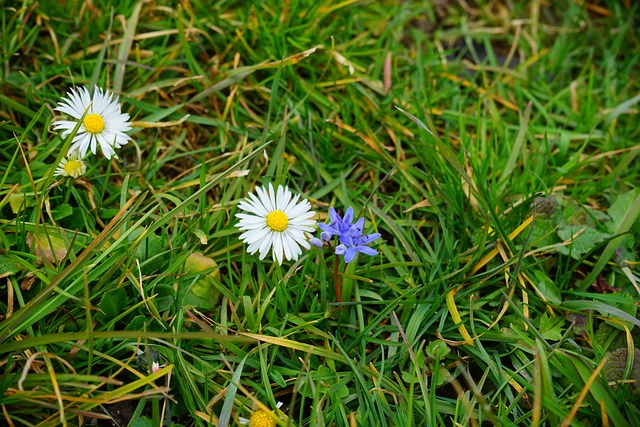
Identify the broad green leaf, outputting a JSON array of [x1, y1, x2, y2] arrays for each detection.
[[556, 225, 610, 259], [582, 191, 640, 289], [608, 188, 640, 234], [427, 339, 451, 360], [96, 288, 128, 324], [128, 228, 165, 275], [563, 300, 640, 329], [603, 347, 640, 394], [532, 270, 562, 305], [130, 417, 154, 427], [51, 203, 74, 221], [0, 255, 20, 278], [539, 313, 564, 341], [125, 314, 147, 331]]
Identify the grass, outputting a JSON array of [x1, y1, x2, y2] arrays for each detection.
[[1, 0, 640, 426]]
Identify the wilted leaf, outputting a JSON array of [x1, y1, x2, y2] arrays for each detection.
[[26, 230, 69, 264], [20, 273, 37, 291], [9, 194, 32, 214], [183, 252, 221, 309], [185, 252, 220, 280], [192, 229, 208, 245]]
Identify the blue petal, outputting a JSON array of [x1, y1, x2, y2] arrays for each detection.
[[344, 207, 354, 224], [339, 233, 354, 246], [318, 223, 336, 233], [344, 246, 357, 263], [335, 244, 347, 255], [361, 233, 381, 244], [310, 237, 324, 247], [357, 245, 378, 256], [320, 231, 332, 241], [329, 207, 339, 223], [353, 217, 365, 231]]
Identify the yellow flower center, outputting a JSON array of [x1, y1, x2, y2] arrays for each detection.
[[266, 210, 288, 232], [83, 113, 105, 134], [249, 410, 276, 427], [64, 159, 85, 178]]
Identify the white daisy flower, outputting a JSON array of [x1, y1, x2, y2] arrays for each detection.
[[239, 402, 283, 427], [54, 151, 87, 178], [53, 85, 132, 160], [235, 184, 316, 265]]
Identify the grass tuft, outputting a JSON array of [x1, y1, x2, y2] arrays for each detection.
[[1, 1, 640, 425]]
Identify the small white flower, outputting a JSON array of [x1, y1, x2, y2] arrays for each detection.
[[54, 151, 87, 178], [53, 85, 132, 159], [235, 184, 316, 265]]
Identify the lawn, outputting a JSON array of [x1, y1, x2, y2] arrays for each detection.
[[1, 1, 639, 426]]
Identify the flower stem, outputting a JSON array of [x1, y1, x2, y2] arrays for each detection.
[[333, 255, 342, 302]]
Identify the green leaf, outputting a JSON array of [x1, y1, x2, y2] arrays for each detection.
[[330, 383, 350, 399], [130, 417, 154, 427], [582, 190, 640, 289], [539, 313, 564, 341], [96, 288, 128, 324], [603, 347, 640, 394], [218, 355, 247, 427], [532, 270, 562, 305], [125, 314, 147, 331], [594, 323, 626, 350], [608, 189, 640, 234], [563, 300, 640, 329], [51, 203, 73, 221], [556, 225, 610, 259], [153, 283, 175, 312], [553, 351, 630, 427], [0, 255, 20, 278], [529, 217, 558, 248], [99, 208, 120, 219], [269, 369, 287, 388], [128, 228, 165, 275], [426, 339, 451, 360]]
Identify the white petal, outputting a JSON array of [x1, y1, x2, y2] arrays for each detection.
[[272, 233, 284, 265], [258, 231, 275, 257]]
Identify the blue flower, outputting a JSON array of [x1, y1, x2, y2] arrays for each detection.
[[318, 207, 355, 241], [335, 230, 381, 262], [309, 236, 324, 247], [315, 207, 381, 262]]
